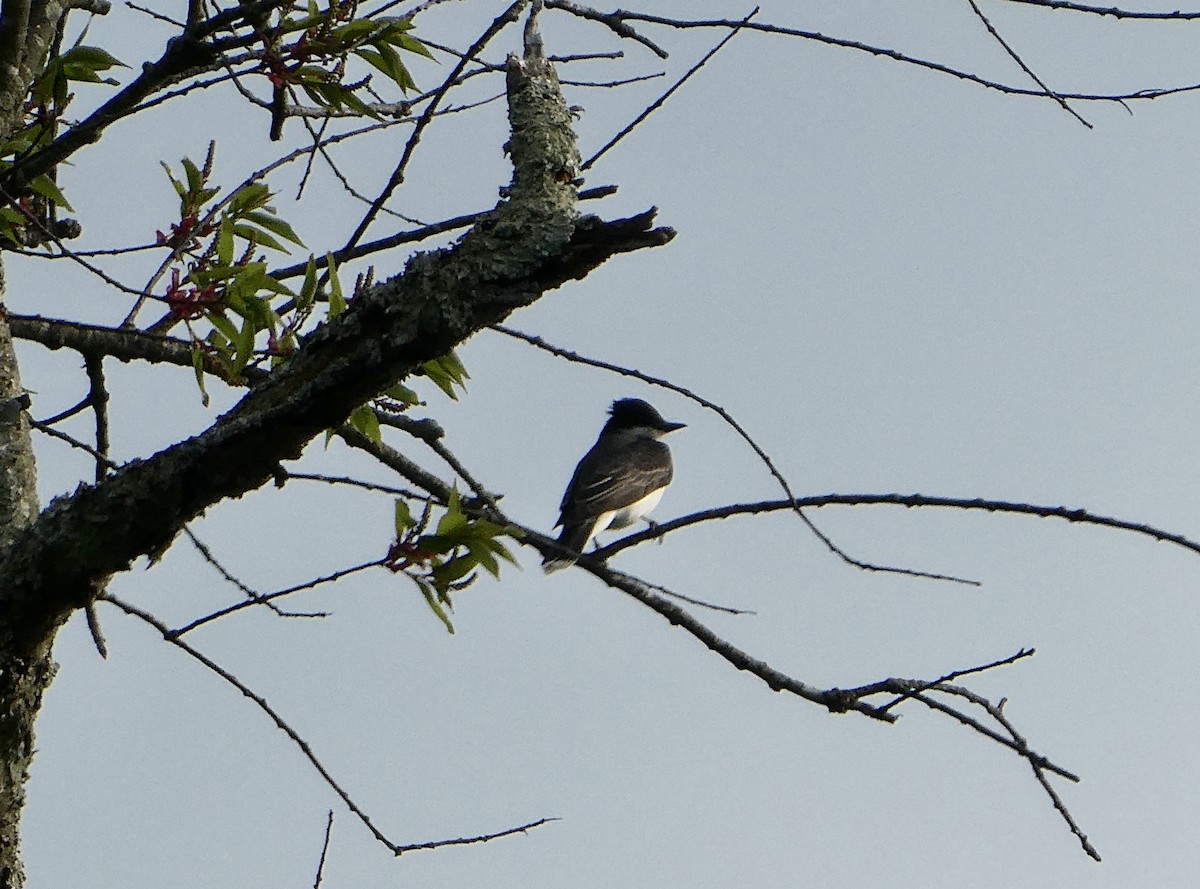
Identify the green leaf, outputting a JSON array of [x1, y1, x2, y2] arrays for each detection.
[[327, 254, 346, 318], [161, 161, 187, 201], [59, 45, 126, 73], [231, 222, 289, 253], [395, 499, 414, 535], [332, 18, 385, 43], [348, 403, 381, 445], [216, 218, 235, 265], [357, 44, 416, 93], [421, 350, 469, 400], [206, 309, 240, 345], [28, 175, 72, 211], [432, 555, 477, 588], [190, 344, 210, 407], [243, 210, 305, 247], [232, 315, 257, 372], [391, 31, 435, 61], [298, 255, 319, 311], [227, 182, 271, 215], [383, 382, 421, 406], [181, 157, 204, 196], [416, 578, 455, 634]]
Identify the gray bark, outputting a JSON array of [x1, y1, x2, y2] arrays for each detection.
[[0, 259, 45, 889]]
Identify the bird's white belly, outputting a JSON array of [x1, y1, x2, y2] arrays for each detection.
[[604, 486, 666, 531]]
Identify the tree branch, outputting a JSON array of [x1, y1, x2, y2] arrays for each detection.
[[599, 494, 1200, 562], [0, 0, 293, 190], [0, 15, 674, 661], [999, 0, 1200, 18]]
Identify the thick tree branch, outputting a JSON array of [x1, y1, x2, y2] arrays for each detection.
[[0, 21, 673, 661]]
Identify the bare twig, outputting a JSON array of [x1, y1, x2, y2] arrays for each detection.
[[910, 684, 1098, 859], [599, 494, 1200, 563], [544, 0, 668, 58], [878, 647, 1037, 713], [639, 577, 755, 615], [104, 592, 557, 857], [103, 592, 400, 848], [561, 71, 664, 88], [577, 560, 1091, 848], [29, 417, 120, 469], [125, 1, 184, 27], [281, 470, 427, 501], [170, 558, 384, 637], [492, 326, 976, 585], [588, 10, 1200, 105], [590, 562, 897, 720], [392, 817, 558, 854], [582, 7, 756, 171], [312, 811, 334, 889], [966, 0, 1091, 128], [998, 0, 1200, 18], [182, 526, 325, 620], [34, 394, 91, 427], [338, 0, 528, 254]]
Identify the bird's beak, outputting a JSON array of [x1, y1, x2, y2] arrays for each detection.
[[662, 421, 686, 433]]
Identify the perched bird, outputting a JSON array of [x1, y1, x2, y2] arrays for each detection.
[[543, 398, 685, 573]]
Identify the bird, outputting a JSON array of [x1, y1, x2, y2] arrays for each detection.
[[543, 398, 685, 573]]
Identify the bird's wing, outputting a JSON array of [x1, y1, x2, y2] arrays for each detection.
[[557, 437, 673, 527]]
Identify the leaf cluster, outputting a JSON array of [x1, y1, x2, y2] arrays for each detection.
[[261, 0, 434, 118], [386, 491, 519, 633]]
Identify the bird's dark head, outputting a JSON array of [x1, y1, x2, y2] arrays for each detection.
[[607, 398, 686, 434]]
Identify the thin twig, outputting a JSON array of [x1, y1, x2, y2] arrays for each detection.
[[911, 683, 1098, 859], [183, 526, 315, 619], [392, 817, 558, 854], [101, 593, 405, 849], [582, 8, 756, 170], [544, 0, 668, 58], [600, 494, 1200, 564], [878, 647, 1036, 713], [312, 811, 334, 889], [591, 10, 1200, 105], [639, 577, 755, 615], [989, 698, 1100, 860], [338, 0, 527, 254], [29, 418, 120, 469], [561, 71, 664, 88], [170, 558, 384, 637], [282, 470, 427, 500], [491, 326, 976, 585], [589, 562, 897, 721], [108, 593, 559, 857], [34, 394, 91, 426], [999, 0, 1200, 18], [966, 0, 1091, 128]]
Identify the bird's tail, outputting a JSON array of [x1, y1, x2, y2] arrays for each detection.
[[542, 521, 594, 574]]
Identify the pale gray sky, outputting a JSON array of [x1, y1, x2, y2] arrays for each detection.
[[16, 2, 1200, 887]]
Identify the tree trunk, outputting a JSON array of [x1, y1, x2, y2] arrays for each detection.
[[0, 256, 46, 889]]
